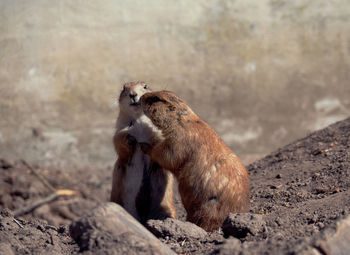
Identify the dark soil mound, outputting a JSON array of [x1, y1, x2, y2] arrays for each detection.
[[0, 209, 78, 254], [0, 117, 349, 254], [231, 116, 350, 254]]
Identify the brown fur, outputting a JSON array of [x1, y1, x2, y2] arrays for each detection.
[[110, 132, 136, 206], [110, 82, 176, 222], [140, 91, 250, 231]]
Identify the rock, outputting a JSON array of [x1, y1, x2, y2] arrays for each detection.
[[222, 213, 266, 239], [146, 218, 207, 240], [69, 202, 175, 254], [313, 215, 350, 255]]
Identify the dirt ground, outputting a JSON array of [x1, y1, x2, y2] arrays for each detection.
[[0, 117, 349, 254]]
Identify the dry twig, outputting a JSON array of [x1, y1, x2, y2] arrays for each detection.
[[13, 218, 24, 228], [20, 159, 56, 193], [13, 189, 76, 217], [16, 159, 76, 217]]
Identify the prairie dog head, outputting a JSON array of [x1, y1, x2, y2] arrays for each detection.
[[140, 91, 194, 130], [119, 81, 151, 118]]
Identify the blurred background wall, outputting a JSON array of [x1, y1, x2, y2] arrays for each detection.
[[1, 0, 349, 168]]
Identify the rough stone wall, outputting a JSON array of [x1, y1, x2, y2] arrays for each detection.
[[0, 0, 349, 167]]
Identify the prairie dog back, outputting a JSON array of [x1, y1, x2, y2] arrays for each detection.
[[139, 91, 249, 231]]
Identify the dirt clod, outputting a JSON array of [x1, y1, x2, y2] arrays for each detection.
[[147, 218, 208, 240], [222, 213, 266, 239]]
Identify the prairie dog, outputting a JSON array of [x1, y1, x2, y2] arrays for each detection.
[[110, 82, 176, 223], [138, 91, 250, 231]]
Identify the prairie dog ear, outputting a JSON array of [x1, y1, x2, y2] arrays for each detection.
[[142, 95, 165, 106], [140, 142, 152, 154]]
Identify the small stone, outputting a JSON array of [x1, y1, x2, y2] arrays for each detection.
[[146, 218, 207, 240], [222, 213, 266, 239], [316, 222, 325, 229]]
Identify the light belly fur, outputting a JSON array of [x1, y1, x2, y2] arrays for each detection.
[[119, 113, 160, 220], [121, 114, 164, 144], [123, 146, 149, 220]]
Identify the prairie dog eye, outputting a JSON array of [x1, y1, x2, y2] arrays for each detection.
[[143, 84, 148, 89]]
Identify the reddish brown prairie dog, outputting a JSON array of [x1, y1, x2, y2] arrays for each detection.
[[139, 91, 250, 231]]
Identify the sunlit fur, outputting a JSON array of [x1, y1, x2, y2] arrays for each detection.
[[140, 90, 250, 231], [110, 82, 176, 223]]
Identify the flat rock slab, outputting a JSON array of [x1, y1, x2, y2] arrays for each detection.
[[146, 218, 207, 240], [69, 203, 175, 255]]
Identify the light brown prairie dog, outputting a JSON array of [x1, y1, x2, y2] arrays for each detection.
[[110, 82, 176, 223], [138, 90, 250, 231]]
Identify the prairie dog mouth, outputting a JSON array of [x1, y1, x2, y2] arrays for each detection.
[[130, 101, 141, 106]]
